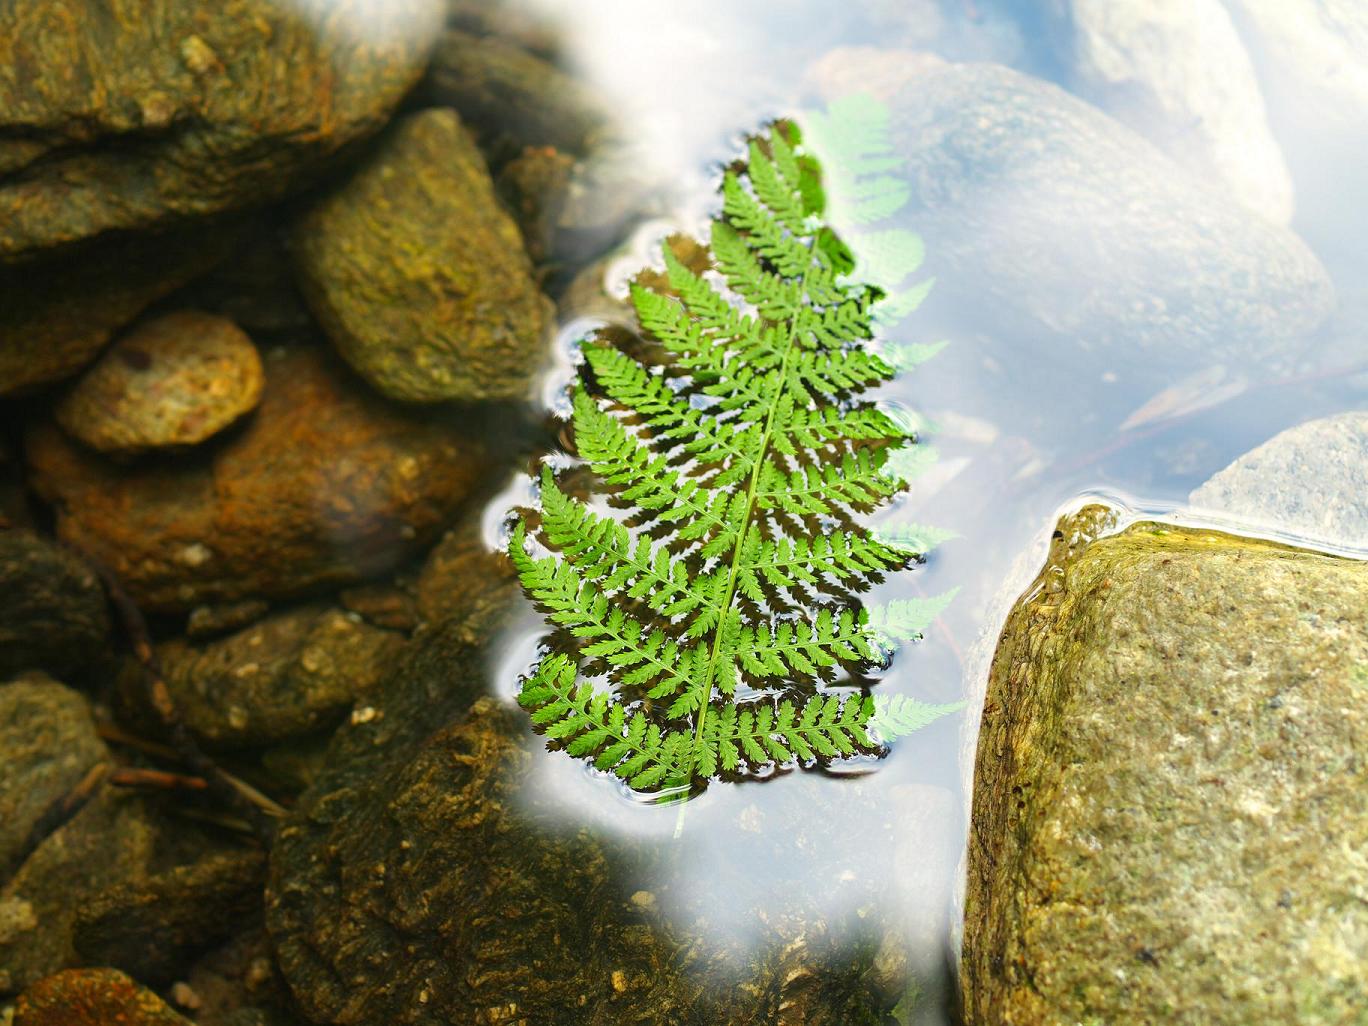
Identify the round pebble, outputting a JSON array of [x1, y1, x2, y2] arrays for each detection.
[[55, 310, 264, 455]]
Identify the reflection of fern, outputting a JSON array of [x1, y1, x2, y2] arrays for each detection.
[[510, 102, 960, 792]]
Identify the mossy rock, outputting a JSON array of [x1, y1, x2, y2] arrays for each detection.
[[963, 509, 1368, 1025]]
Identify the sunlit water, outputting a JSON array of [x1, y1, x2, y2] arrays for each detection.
[[415, 1, 1364, 1021]]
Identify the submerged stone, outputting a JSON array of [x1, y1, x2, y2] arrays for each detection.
[[963, 511, 1368, 1025], [812, 51, 1334, 375], [0, 0, 441, 263], [291, 109, 551, 403], [0, 531, 110, 681], [1190, 410, 1368, 550], [28, 345, 491, 613], [266, 622, 918, 1025], [14, 968, 192, 1026], [56, 310, 265, 455]]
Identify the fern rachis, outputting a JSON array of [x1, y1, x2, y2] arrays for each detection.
[[510, 105, 960, 794]]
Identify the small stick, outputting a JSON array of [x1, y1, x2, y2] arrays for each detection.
[[109, 766, 210, 793]]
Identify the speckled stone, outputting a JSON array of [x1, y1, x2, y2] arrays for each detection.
[[963, 512, 1368, 1025], [56, 311, 264, 455], [291, 108, 551, 403], [14, 968, 190, 1026], [28, 345, 491, 613], [0, 0, 442, 263]]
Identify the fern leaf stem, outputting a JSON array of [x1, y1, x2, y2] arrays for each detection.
[[683, 256, 817, 787]]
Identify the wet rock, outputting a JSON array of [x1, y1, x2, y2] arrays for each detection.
[[0, 675, 106, 880], [0, 228, 231, 397], [291, 109, 551, 403], [0, 531, 110, 681], [0, 0, 442, 263], [338, 583, 419, 633], [812, 52, 1334, 374], [13, 968, 191, 1026], [186, 601, 273, 642], [169, 221, 313, 340], [56, 311, 264, 455], [28, 345, 490, 613], [122, 604, 404, 750], [0, 786, 262, 994], [1057, 0, 1294, 224], [414, 516, 521, 636], [419, 29, 604, 156], [1190, 410, 1368, 550], [497, 145, 576, 264], [963, 512, 1368, 1025], [266, 623, 922, 1025], [183, 928, 304, 1026]]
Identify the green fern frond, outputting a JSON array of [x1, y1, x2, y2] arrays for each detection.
[[509, 102, 960, 795]]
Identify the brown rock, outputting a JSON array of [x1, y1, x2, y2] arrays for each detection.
[[0, 228, 232, 396], [121, 604, 405, 750], [291, 108, 552, 403], [414, 513, 521, 638], [0, 0, 442, 263], [496, 145, 575, 264], [14, 968, 191, 1026], [28, 345, 491, 613], [56, 311, 265, 455], [0, 531, 110, 681]]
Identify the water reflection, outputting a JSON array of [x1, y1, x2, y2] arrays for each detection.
[[476, 1, 1368, 1021]]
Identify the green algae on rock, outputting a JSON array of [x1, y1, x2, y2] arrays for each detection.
[[0, 0, 441, 264], [963, 509, 1368, 1026], [291, 108, 552, 403]]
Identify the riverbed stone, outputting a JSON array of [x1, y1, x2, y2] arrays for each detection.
[[0, 531, 110, 681], [291, 109, 551, 403], [963, 512, 1368, 1025], [0, 228, 232, 397], [1190, 410, 1368, 550], [810, 51, 1334, 375], [265, 618, 929, 1025], [1058, 0, 1294, 224], [56, 311, 264, 455], [27, 345, 491, 613], [123, 604, 404, 750], [0, 0, 441, 263], [14, 968, 191, 1026], [0, 675, 106, 880]]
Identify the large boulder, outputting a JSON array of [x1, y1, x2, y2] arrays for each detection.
[[291, 109, 552, 403], [1057, 0, 1294, 224], [0, 0, 441, 263], [1190, 410, 1368, 551], [810, 52, 1334, 375], [266, 620, 929, 1025], [963, 510, 1368, 1024], [28, 345, 491, 613], [0, 531, 110, 681]]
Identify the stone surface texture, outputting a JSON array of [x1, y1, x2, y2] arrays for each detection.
[[292, 109, 551, 403], [0, 531, 110, 681], [1063, 0, 1295, 224], [14, 968, 192, 1026], [128, 604, 405, 749], [56, 311, 264, 454], [0, 228, 231, 397], [28, 345, 490, 613], [0, 0, 441, 263], [1190, 410, 1368, 551], [963, 512, 1368, 1025], [811, 51, 1334, 373], [0, 675, 105, 879]]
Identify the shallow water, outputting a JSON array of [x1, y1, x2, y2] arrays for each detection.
[[468, 1, 1368, 1020]]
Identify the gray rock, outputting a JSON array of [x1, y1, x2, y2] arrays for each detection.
[[964, 510, 1368, 1024], [0, 532, 110, 681], [1190, 411, 1368, 550], [811, 52, 1334, 374], [291, 109, 552, 403], [0, 0, 441, 263], [122, 604, 405, 750], [1059, 0, 1294, 224], [0, 675, 106, 879], [56, 311, 265, 455]]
